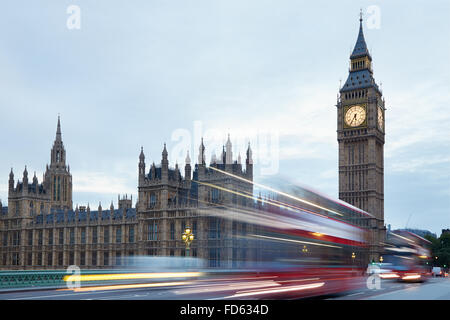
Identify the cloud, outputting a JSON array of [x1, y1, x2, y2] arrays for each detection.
[[390, 156, 450, 173], [72, 171, 135, 195]]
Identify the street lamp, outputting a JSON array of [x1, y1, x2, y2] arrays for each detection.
[[182, 227, 194, 257], [351, 252, 356, 273], [379, 256, 384, 263], [302, 245, 308, 253]]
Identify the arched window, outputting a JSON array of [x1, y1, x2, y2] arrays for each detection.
[[149, 193, 156, 208]]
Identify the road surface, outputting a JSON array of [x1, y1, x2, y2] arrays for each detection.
[[0, 277, 449, 300]]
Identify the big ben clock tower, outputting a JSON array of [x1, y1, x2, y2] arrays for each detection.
[[337, 14, 385, 261]]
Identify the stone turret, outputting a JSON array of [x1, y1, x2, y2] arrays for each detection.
[[22, 166, 28, 193], [185, 151, 191, 181], [139, 146, 145, 176], [246, 143, 253, 179], [8, 168, 14, 191]]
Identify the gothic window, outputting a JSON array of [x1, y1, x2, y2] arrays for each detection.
[[211, 188, 219, 203], [53, 176, 57, 201], [30, 201, 34, 216], [129, 226, 135, 243], [116, 227, 122, 243], [80, 252, 85, 266], [2, 233, 7, 246], [209, 248, 221, 268], [81, 228, 86, 244], [116, 252, 121, 266], [193, 221, 197, 237], [92, 227, 98, 244], [208, 217, 220, 239], [56, 151, 60, 162], [170, 222, 175, 240], [351, 146, 355, 164], [28, 230, 33, 246], [59, 229, 64, 244], [69, 228, 75, 245], [147, 222, 158, 241], [38, 230, 43, 246], [69, 252, 74, 265], [47, 253, 52, 266], [48, 230, 53, 245], [104, 252, 109, 266], [149, 193, 156, 208], [104, 228, 110, 244], [92, 252, 97, 266], [359, 172, 362, 191], [13, 231, 20, 246], [63, 178, 66, 202], [57, 176, 61, 201], [12, 253, 20, 266]]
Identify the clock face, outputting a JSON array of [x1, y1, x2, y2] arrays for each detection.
[[378, 107, 384, 131], [345, 105, 366, 127]]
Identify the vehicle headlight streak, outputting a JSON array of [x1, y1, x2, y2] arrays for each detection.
[[63, 272, 203, 282], [208, 167, 344, 217], [222, 282, 326, 299], [250, 234, 342, 249]]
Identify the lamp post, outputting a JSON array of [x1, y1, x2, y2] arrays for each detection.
[[351, 252, 356, 273], [182, 227, 194, 257], [379, 256, 384, 263]]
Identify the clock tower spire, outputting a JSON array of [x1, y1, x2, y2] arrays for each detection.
[[337, 14, 386, 262]]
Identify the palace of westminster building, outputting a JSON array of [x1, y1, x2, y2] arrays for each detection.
[[0, 116, 255, 269], [0, 15, 386, 269]]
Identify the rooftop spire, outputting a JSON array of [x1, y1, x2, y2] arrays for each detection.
[[225, 134, 233, 164], [56, 115, 62, 141], [351, 11, 370, 59], [185, 150, 191, 165], [198, 138, 205, 165], [162, 143, 168, 164], [139, 146, 145, 161]]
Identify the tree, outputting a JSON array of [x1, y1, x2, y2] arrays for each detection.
[[425, 233, 450, 269]]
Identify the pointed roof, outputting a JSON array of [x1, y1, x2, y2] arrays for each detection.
[[198, 138, 205, 165], [185, 150, 191, 165], [139, 146, 145, 161], [350, 14, 371, 60], [340, 14, 380, 94], [162, 143, 168, 163], [56, 115, 62, 142]]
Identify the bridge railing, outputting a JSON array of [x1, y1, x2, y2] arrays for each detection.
[[0, 269, 115, 290]]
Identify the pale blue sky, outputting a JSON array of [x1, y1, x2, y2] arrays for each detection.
[[0, 1, 449, 235]]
